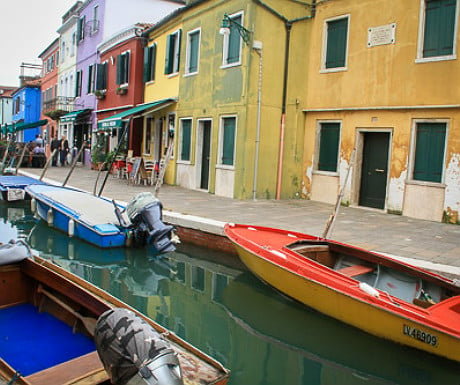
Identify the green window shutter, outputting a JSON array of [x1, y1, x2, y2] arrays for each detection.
[[96, 63, 106, 90], [413, 123, 446, 182], [326, 18, 348, 69], [143, 46, 150, 82], [174, 29, 182, 73], [150, 44, 156, 81], [116, 54, 122, 85], [189, 31, 199, 72], [423, 0, 456, 57], [227, 16, 242, 64], [181, 119, 192, 161], [318, 123, 340, 172], [222, 118, 236, 165], [75, 71, 82, 96], [124, 52, 130, 84], [165, 34, 173, 74]]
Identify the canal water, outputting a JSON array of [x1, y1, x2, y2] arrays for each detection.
[[1, 201, 459, 385]]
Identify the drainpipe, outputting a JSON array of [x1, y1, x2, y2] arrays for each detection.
[[252, 43, 263, 200], [253, 0, 315, 200], [275, 21, 292, 200]]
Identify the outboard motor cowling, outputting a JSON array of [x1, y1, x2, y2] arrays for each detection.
[[95, 308, 183, 385], [126, 193, 176, 252]]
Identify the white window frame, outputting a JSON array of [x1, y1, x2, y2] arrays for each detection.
[[320, 14, 350, 73], [221, 11, 244, 68], [408, 118, 449, 186], [185, 28, 201, 76], [217, 115, 237, 169], [416, 0, 459, 63]]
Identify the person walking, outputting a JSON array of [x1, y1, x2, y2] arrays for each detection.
[[50, 135, 60, 166], [59, 135, 69, 166]]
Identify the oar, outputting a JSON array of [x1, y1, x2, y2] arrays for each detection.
[[37, 285, 97, 336]]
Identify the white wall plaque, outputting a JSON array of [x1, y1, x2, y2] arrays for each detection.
[[368, 23, 396, 47]]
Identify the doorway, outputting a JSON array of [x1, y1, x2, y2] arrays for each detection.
[[358, 132, 390, 209], [197, 120, 211, 190]]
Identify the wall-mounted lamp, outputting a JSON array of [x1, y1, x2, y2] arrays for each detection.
[[219, 13, 252, 45]]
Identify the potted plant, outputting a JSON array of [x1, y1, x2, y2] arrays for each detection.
[[116, 86, 127, 95], [95, 89, 106, 100]]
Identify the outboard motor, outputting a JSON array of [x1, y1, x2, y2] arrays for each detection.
[[126, 192, 176, 252], [95, 308, 183, 385]]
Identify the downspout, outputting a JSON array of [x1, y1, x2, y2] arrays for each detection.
[[253, 0, 315, 200], [276, 21, 292, 200]]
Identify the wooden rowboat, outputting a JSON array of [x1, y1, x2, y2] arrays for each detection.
[[0, 242, 230, 385], [224, 223, 460, 362]]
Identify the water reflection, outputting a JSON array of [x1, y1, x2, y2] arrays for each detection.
[[1, 201, 459, 385]]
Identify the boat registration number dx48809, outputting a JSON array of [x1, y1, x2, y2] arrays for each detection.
[[403, 325, 438, 347]]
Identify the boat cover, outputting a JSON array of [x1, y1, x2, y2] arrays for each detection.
[[0, 240, 30, 266], [94, 308, 183, 385]]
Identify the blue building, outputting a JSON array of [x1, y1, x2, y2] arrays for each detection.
[[11, 86, 46, 143]]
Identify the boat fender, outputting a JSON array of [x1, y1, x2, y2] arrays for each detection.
[[68, 219, 75, 237], [47, 208, 53, 226], [359, 282, 380, 298], [31, 198, 36, 213]]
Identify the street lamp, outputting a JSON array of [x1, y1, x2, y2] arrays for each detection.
[[219, 13, 252, 45]]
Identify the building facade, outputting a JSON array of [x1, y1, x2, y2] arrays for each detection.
[[302, 0, 460, 223]]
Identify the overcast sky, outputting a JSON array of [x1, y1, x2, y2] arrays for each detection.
[[0, 0, 76, 87]]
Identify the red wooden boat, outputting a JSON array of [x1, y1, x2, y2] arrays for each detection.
[[224, 223, 460, 362]]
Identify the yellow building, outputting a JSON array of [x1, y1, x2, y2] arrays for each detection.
[[144, 0, 312, 198], [302, 0, 460, 223]]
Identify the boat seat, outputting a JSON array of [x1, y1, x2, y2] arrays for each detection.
[[337, 264, 374, 278]]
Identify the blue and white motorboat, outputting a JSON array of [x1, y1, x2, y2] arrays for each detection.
[[0, 175, 46, 201], [25, 184, 177, 252]]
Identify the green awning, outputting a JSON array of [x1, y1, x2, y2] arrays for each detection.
[[1, 119, 48, 134], [60, 109, 90, 123], [97, 99, 175, 130], [14, 119, 48, 132]]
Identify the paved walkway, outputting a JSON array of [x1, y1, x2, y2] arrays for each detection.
[[20, 165, 460, 278]]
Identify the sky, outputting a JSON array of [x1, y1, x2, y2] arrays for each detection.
[[0, 0, 77, 87]]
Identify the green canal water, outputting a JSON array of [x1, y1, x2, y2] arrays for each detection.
[[1, 201, 459, 385]]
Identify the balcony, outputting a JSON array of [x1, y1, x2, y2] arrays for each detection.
[[42, 97, 80, 120]]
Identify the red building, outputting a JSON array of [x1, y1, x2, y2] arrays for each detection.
[[38, 38, 60, 153], [95, 24, 151, 156]]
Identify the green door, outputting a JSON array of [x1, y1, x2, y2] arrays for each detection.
[[200, 121, 211, 190], [359, 132, 390, 209]]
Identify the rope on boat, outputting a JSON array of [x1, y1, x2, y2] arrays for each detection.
[[7, 371, 21, 385]]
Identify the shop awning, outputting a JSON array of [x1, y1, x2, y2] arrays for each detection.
[[97, 98, 176, 130], [14, 119, 48, 131], [1, 119, 48, 134], [60, 109, 90, 123]]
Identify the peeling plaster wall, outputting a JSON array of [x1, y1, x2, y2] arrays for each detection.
[[444, 154, 460, 223]]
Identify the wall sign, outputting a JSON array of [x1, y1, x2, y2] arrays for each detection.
[[368, 23, 396, 47]]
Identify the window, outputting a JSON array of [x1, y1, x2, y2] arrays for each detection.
[[220, 116, 236, 166], [143, 44, 157, 82], [222, 13, 244, 66], [186, 29, 200, 74], [87, 64, 96, 94], [91, 5, 99, 35], [317, 122, 341, 172], [323, 16, 349, 70], [179, 118, 192, 161], [61, 41, 66, 63], [412, 122, 447, 183], [116, 51, 130, 85], [96, 62, 107, 90], [77, 16, 85, 42], [418, 0, 458, 61], [145, 118, 153, 155], [75, 70, 82, 97], [165, 30, 181, 75]]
